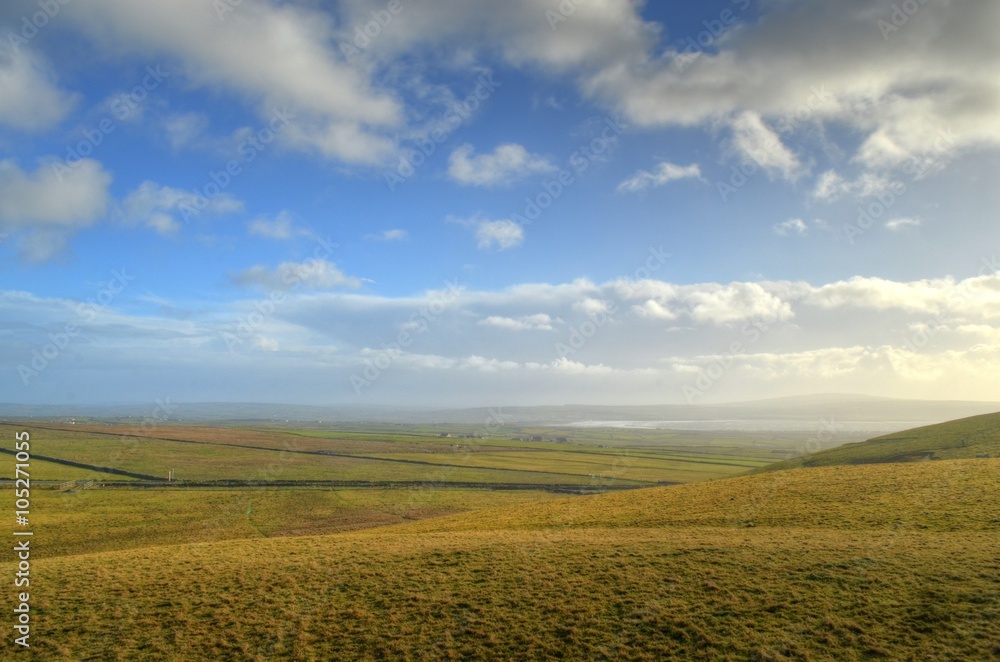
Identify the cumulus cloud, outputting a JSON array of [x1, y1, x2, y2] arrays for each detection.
[[577, 1, 1000, 174], [232, 259, 363, 291], [0, 158, 111, 230], [61, 0, 403, 165], [812, 170, 896, 202], [9, 270, 1000, 404], [682, 282, 794, 325], [474, 219, 524, 251], [885, 217, 921, 232], [617, 161, 702, 192], [163, 112, 210, 150], [729, 111, 802, 181], [0, 158, 113, 261], [773, 218, 808, 236], [117, 181, 242, 235], [365, 229, 408, 242], [0, 50, 78, 130], [479, 314, 555, 331], [248, 211, 308, 240], [448, 143, 555, 187]]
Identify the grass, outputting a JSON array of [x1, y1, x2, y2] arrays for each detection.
[[0, 424, 638, 485], [0, 456, 132, 482], [0, 422, 785, 486], [3, 459, 997, 660], [24, 487, 567, 558], [365, 449, 758, 483], [757, 411, 1000, 472]]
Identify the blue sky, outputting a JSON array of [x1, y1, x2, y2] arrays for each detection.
[[2, 0, 1000, 407]]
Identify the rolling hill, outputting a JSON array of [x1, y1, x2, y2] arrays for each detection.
[[757, 410, 1000, 473], [5, 458, 998, 660]]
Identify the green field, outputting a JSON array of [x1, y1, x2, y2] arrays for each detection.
[[1, 416, 996, 659], [757, 411, 1000, 472], [0, 422, 779, 485]]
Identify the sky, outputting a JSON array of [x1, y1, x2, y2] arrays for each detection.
[[2, 0, 1000, 408]]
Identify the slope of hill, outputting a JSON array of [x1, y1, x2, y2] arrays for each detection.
[[758, 411, 1000, 473], [5, 459, 998, 660]]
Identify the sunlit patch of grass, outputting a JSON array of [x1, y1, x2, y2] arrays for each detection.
[[3, 460, 998, 659]]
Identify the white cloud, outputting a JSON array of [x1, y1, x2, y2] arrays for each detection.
[[10, 270, 1000, 404], [632, 299, 676, 320], [773, 218, 808, 236], [0, 50, 78, 130], [885, 217, 920, 232], [249, 211, 308, 240], [0, 159, 112, 230], [117, 181, 242, 235], [577, 2, 1000, 175], [806, 274, 1000, 319], [0, 158, 113, 261], [232, 259, 363, 291], [617, 161, 702, 192], [683, 282, 794, 325], [730, 111, 802, 181], [479, 314, 555, 331], [163, 112, 210, 150], [813, 170, 895, 202], [448, 143, 555, 187], [62, 0, 403, 165], [475, 219, 524, 251], [365, 229, 408, 242]]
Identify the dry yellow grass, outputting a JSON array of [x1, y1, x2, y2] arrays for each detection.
[[2, 459, 997, 660]]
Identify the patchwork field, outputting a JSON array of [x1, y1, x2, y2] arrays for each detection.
[[0, 422, 776, 486]]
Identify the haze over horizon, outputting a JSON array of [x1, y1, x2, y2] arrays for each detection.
[[3, 0, 1000, 407]]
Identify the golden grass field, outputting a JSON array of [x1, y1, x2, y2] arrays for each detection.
[[2, 455, 997, 660]]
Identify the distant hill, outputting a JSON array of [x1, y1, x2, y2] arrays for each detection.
[[757, 411, 1000, 472], [2, 394, 998, 427]]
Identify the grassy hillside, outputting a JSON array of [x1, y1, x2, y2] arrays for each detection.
[[5, 459, 997, 660], [756, 411, 1000, 473]]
